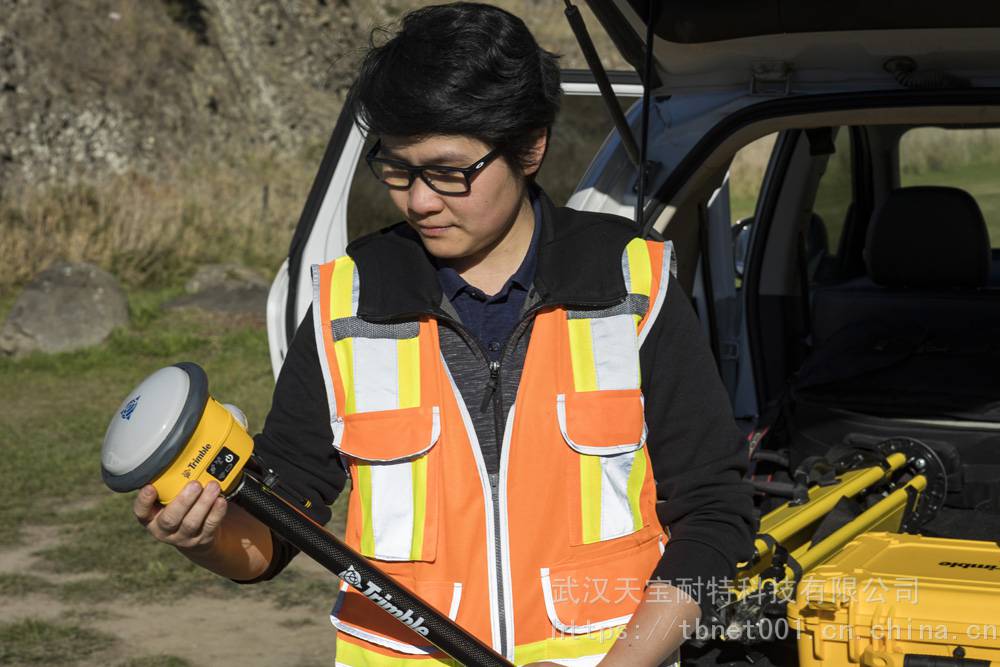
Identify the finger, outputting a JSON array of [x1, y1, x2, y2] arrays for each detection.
[[178, 481, 222, 538], [201, 496, 228, 538], [132, 485, 160, 525], [155, 482, 202, 534]]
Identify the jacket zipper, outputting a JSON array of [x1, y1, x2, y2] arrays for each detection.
[[435, 316, 513, 657], [439, 306, 541, 660]]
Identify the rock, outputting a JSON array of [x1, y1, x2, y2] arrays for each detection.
[[166, 263, 269, 318], [184, 263, 267, 294], [0, 261, 129, 356]]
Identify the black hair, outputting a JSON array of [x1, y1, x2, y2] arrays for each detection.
[[345, 2, 561, 172]]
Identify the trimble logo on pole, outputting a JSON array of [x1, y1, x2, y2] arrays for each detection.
[[338, 566, 430, 636]]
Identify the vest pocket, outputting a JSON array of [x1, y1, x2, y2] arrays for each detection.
[[557, 390, 649, 546], [539, 532, 663, 635], [331, 575, 462, 655], [337, 405, 441, 562]]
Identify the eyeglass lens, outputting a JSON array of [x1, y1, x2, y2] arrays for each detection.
[[372, 162, 470, 194]]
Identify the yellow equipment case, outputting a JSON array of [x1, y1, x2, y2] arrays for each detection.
[[788, 531, 1000, 667]]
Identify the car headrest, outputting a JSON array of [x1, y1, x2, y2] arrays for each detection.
[[865, 186, 990, 289]]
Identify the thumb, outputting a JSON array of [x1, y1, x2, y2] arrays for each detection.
[[132, 485, 161, 525]]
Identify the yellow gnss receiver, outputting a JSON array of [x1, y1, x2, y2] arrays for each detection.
[[100, 362, 254, 502]]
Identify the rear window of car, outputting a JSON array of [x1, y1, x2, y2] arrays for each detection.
[[899, 127, 1000, 247]]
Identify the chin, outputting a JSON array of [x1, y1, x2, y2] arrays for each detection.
[[419, 237, 468, 260]]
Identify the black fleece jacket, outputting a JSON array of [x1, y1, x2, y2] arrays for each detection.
[[249, 192, 756, 621]]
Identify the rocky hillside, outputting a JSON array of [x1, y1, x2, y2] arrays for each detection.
[[1, 0, 361, 188], [0, 0, 624, 192]]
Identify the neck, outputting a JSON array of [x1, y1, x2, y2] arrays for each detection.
[[445, 194, 535, 296]]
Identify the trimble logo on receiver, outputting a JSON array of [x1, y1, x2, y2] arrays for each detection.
[[181, 444, 212, 479]]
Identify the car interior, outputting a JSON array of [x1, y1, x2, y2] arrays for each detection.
[[650, 109, 1000, 546]]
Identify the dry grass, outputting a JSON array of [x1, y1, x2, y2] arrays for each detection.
[[0, 146, 320, 287], [0, 95, 624, 289]]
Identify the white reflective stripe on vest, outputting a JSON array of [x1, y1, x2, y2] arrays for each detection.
[[589, 313, 640, 391], [352, 337, 399, 413], [370, 459, 415, 559]]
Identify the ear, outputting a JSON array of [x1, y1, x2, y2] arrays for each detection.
[[521, 128, 549, 177]]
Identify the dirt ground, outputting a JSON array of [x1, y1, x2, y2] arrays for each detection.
[[0, 522, 342, 666]]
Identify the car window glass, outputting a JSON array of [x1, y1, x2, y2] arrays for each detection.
[[345, 95, 629, 242], [900, 127, 1000, 246], [812, 128, 851, 257], [729, 133, 778, 225]]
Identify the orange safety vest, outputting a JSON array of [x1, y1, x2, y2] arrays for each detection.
[[311, 237, 674, 666]]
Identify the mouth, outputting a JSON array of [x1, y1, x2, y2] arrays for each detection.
[[414, 223, 454, 237]]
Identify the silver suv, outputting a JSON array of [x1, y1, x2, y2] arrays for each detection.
[[267, 2, 1000, 664]]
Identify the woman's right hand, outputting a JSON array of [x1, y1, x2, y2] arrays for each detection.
[[132, 480, 228, 553]]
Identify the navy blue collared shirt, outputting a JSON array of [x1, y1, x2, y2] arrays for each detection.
[[435, 192, 541, 362]]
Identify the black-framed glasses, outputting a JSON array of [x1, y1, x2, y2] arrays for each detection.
[[365, 139, 501, 195]]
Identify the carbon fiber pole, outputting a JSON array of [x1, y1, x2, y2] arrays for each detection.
[[234, 471, 513, 667]]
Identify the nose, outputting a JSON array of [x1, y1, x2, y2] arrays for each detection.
[[406, 176, 445, 218]]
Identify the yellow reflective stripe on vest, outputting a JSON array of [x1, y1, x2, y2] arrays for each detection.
[[567, 237, 655, 394], [397, 336, 421, 410], [624, 237, 653, 334], [334, 637, 458, 666], [331, 256, 359, 319], [567, 318, 597, 392], [624, 238, 652, 298], [579, 449, 647, 544], [513, 627, 623, 665], [354, 456, 431, 561], [356, 459, 376, 556], [337, 337, 357, 416], [327, 256, 430, 561], [567, 312, 639, 392], [514, 630, 679, 667], [330, 257, 422, 415], [570, 238, 660, 545], [409, 454, 429, 560], [625, 448, 647, 533], [336, 629, 628, 666]]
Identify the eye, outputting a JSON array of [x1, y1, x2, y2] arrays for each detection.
[[424, 169, 467, 194], [377, 164, 411, 187]]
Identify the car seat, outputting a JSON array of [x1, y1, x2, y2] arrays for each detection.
[[780, 186, 1000, 533]]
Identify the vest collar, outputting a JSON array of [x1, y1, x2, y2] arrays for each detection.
[[346, 189, 635, 322]]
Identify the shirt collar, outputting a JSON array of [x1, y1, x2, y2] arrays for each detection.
[[346, 186, 633, 322]]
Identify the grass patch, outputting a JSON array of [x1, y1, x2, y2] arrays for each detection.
[[4, 286, 348, 603], [0, 288, 275, 546], [40, 493, 341, 609], [278, 616, 320, 629], [902, 159, 1000, 244], [117, 655, 194, 667], [0, 618, 114, 664], [0, 284, 348, 618], [0, 573, 55, 597]]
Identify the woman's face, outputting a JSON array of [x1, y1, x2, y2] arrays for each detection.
[[379, 135, 539, 261]]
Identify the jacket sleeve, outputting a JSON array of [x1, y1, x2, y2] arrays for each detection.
[[640, 277, 756, 621], [235, 305, 348, 582]]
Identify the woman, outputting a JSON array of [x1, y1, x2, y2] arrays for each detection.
[[133, 4, 755, 665]]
